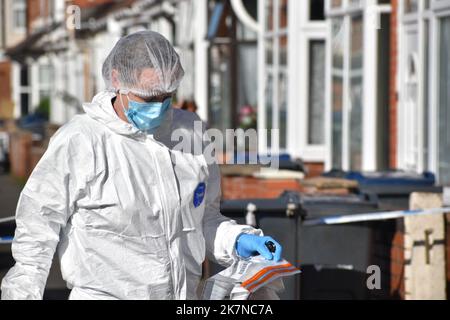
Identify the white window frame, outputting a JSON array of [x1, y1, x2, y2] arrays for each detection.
[[325, 0, 391, 171], [431, 0, 450, 183], [288, 0, 328, 162], [259, 0, 328, 161], [258, 0, 288, 154], [397, 0, 450, 183], [12, 0, 27, 32], [38, 62, 54, 100], [398, 0, 428, 173]]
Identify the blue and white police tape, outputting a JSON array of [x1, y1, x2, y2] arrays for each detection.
[[0, 216, 15, 224], [0, 216, 15, 244], [303, 207, 450, 226], [0, 236, 13, 244]]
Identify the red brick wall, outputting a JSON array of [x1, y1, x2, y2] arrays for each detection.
[[9, 131, 33, 179], [27, 0, 51, 33], [389, 0, 398, 169], [222, 176, 304, 200], [387, 1, 406, 298], [304, 162, 325, 178], [390, 222, 405, 299], [71, 0, 116, 9], [221, 162, 325, 200], [0, 61, 13, 119]]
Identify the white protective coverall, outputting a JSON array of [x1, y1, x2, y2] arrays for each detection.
[[1, 90, 261, 300]]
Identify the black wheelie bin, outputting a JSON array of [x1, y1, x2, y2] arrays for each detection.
[[297, 193, 397, 300]]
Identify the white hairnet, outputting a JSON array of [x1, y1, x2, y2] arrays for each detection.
[[102, 31, 185, 98]]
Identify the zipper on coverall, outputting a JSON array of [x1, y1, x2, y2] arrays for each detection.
[[147, 138, 179, 299]]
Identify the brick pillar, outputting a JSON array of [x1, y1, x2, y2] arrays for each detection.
[[390, 220, 406, 299], [9, 131, 33, 179], [405, 193, 446, 300]]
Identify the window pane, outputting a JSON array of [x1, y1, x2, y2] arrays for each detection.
[[308, 40, 326, 145], [265, 0, 274, 31], [376, 13, 391, 170], [20, 65, 29, 86], [332, 76, 343, 169], [13, 0, 26, 29], [20, 93, 29, 116], [39, 90, 51, 99], [266, 73, 274, 148], [280, 35, 287, 66], [439, 17, 450, 184], [266, 38, 273, 65], [14, 11, 26, 28], [279, 0, 288, 30], [423, 20, 430, 170], [349, 78, 363, 170], [238, 45, 258, 110], [39, 65, 53, 85], [332, 19, 344, 70], [331, 18, 344, 168], [279, 72, 288, 149], [331, 0, 342, 9], [310, 0, 325, 21], [208, 45, 232, 134], [349, 16, 363, 170], [351, 16, 363, 70], [349, 0, 362, 7], [404, 31, 419, 170], [404, 0, 418, 14]]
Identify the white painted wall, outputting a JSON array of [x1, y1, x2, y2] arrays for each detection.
[[3, 0, 26, 48]]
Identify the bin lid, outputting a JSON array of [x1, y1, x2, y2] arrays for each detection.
[[220, 191, 303, 217], [301, 194, 373, 204], [299, 193, 380, 219], [324, 170, 436, 187], [232, 153, 304, 172]]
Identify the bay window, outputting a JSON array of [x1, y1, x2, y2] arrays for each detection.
[[398, 0, 450, 184], [13, 0, 27, 32], [259, 0, 288, 152], [326, 0, 391, 171], [259, 0, 327, 161]]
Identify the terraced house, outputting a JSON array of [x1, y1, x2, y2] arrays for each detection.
[[0, 0, 449, 183]]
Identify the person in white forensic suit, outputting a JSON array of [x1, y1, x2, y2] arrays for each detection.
[[1, 31, 283, 300]]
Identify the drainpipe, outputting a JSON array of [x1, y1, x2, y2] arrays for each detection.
[[229, 0, 260, 34]]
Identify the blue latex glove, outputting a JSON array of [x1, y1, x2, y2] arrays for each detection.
[[235, 234, 283, 262]]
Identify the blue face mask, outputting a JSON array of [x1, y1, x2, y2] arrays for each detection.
[[120, 94, 172, 133]]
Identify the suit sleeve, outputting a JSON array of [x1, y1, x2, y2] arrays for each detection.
[[1, 129, 92, 300]]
